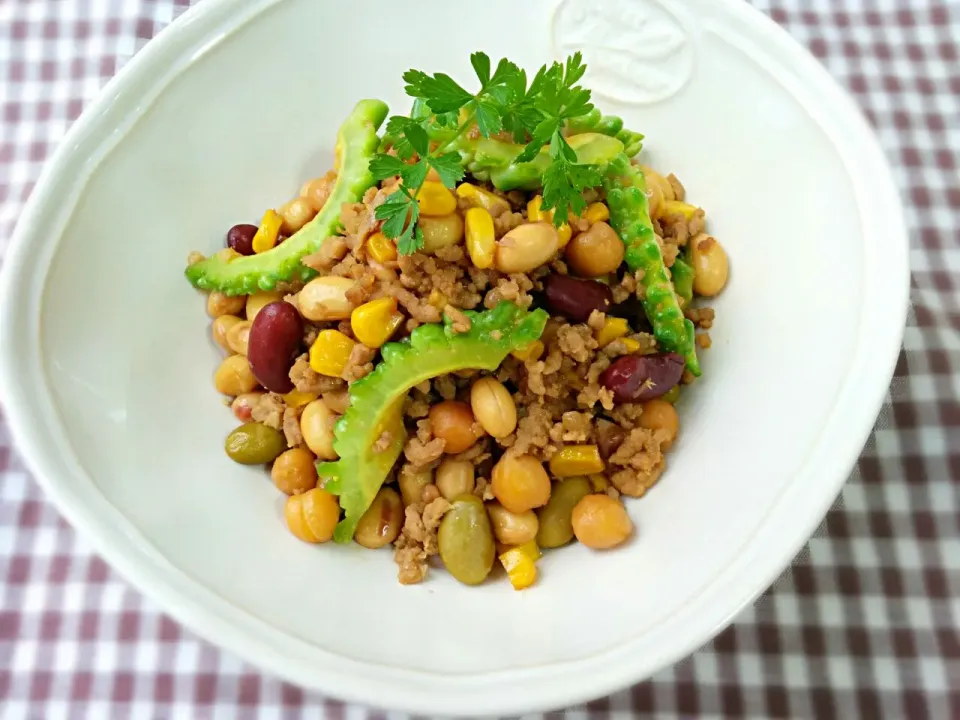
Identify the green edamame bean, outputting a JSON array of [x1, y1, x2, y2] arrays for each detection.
[[225, 422, 286, 465], [536, 477, 592, 548], [438, 495, 495, 585], [662, 385, 681, 404]]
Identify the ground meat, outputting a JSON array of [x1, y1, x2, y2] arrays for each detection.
[[558, 411, 594, 442], [373, 431, 393, 453], [341, 343, 377, 383], [473, 475, 496, 501], [667, 173, 685, 201], [557, 324, 597, 363], [494, 211, 524, 238], [289, 354, 346, 394], [608, 427, 666, 497], [282, 407, 304, 447], [444, 304, 472, 333], [434, 375, 457, 401], [587, 310, 606, 331], [686, 306, 715, 329], [251, 393, 285, 430], [302, 323, 320, 347], [404, 437, 446, 467], [301, 238, 349, 272], [688, 209, 706, 237], [404, 395, 431, 419], [393, 497, 451, 584], [697, 333, 712, 349]]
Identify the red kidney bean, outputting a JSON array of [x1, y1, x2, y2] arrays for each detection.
[[601, 353, 685, 403], [247, 302, 303, 393], [543, 275, 613, 323], [227, 224, 258, 256]]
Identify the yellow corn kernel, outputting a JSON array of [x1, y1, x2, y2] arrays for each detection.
[[662, 200, 698, 220], [595, 317, 629, 347], [549, 445, 605, 477], [589, 473, 610, 492], [309, 330, 356, 377], [511, 340, 544, 363], [529, 196, 571, 247], [282, 390, 317, 409], [251, 209, 283, 254], [527, 195, 547, 223], [366, 232, 397, 264], [499, 541, 541, 591], [584, 202, 610, 224], [464, 207, 495, 269], [456, 183, 509, 215], [417, 181, 457, 217], [621, 337, 642, 353], [427, 289, 447, 309], [351, 297, 403, 348]]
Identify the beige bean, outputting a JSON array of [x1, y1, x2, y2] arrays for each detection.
[[299, 399, 338, 460], [486, 502, 539, 546], [297, 276, 355, 322], [212, 315, 242, 352], [469, 377, 517, 438], [214, 355, 258, 396], [279, 197, 317, 235], [690, 233, 729, 297], [420, 213, 464, 253], [495, 222, 559, 273], [207, 291, 245, 318], [435, 459, 476, 501], [246, 291, 285, 323], [226, 320, 251, 356]]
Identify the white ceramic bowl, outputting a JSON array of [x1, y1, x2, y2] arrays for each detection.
[[0, 0, 908, 715]]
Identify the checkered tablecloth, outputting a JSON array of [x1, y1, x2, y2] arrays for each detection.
[[1, 1, 958, 717]]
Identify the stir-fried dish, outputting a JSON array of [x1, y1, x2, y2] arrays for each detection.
[[185, 53, 729, 589]]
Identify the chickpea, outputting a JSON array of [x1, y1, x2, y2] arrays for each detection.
[[420, 213, 464, 253], [571, 494, 633, 549], [226, 320, 251, 356], [491, 453, 551, 514], [207, 291, 246, 318], [300, 399, 338, 460], [354, 487, 403, 549], [231, 391, 263, 422], [690, 233, 729, 297], [435, 459, 476, 500], [398, 465, 433, 507], [299, 172, 335, 212], [429, 400, 483, 454], [279, 197, 317, 235], [246, 291, 285, 323], [296, 276, 355, 322], [285, 488, 340, 543], [495, 222, 559, 273], [487, 502, 539, 546], [214, 355, 258, 396], [565, 221, 625, 278], [212, 314, 242, 352], [639, 399, 680, 449], [469, 377, 517, 438], [272, 448, 318, 495]]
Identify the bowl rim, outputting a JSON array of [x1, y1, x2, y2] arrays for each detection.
[[0, 0, 909, 715]]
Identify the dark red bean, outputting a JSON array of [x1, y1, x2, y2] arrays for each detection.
[[600, 353, 685, 403], [247, 302, 303, 393], [543, 275, 613, 323], [227, 224, 258, 256]]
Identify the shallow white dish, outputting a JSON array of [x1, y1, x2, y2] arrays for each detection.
[[0, 0, 908, 715]]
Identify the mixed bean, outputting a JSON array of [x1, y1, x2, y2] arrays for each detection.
[[193, 156, 728, 590]]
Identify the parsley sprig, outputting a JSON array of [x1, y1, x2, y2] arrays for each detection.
[[370, 51, 601, 255]]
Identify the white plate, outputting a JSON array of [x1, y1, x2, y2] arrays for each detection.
[[0, 0, 908, 715]]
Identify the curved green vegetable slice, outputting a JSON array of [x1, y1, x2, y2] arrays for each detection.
[[319, 302, 548, 543], [185, 99, 389, 295], [603, 154, 701, 376]]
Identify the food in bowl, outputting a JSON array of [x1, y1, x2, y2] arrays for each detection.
[[184, 52, 728, 589]]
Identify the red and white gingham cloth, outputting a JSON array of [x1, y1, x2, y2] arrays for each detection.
[[1, 1, 958, 718]]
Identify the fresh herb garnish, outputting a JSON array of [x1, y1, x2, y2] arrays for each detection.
[[370, 51, 601, 255]]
